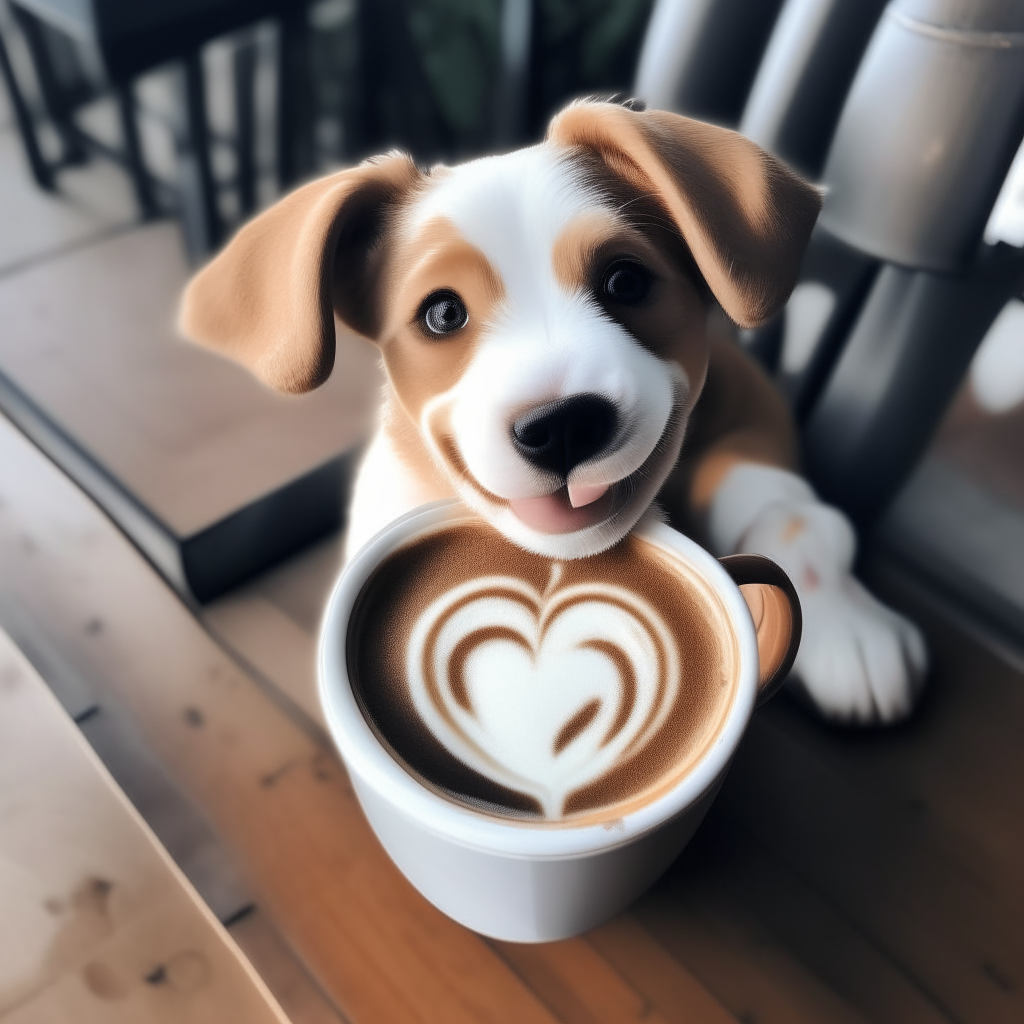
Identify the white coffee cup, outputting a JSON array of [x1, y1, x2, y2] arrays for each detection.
[[319, 500, 799, 942]]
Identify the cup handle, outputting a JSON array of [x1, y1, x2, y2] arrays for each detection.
[[719, 554, 802, 706]]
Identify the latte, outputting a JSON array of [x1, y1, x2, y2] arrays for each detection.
[[346, 520, 738, 825]]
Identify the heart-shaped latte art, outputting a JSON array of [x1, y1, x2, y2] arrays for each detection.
[[406, 569, 680, 818]]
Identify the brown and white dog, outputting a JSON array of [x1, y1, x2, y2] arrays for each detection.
[[181, 99, 927, 724]]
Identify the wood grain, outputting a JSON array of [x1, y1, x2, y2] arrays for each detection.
[[718, 706, 1023, 1024], [227, 910, 347, 1024], [587, 916, 737, 1024], [490, 935, 673, 1024], [0, 628, 289, 1024], [4, 392, 1024, 1023], [636, 873, 871, 1024]]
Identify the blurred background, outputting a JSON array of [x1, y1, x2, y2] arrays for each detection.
[[0, 0, 1021, 635], [1, 2, 1023, 1022]]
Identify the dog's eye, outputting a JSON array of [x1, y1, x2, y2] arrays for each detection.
[[420, 291, 469, 336], [602, 260, 651, 305]]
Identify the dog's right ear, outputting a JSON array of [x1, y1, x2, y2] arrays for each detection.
[[179, 153, 421, 394], [547, 102, 821, 329]]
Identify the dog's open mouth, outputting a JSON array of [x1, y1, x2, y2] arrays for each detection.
[[508, 483, 621, 534], [432, 386, 685, 552]]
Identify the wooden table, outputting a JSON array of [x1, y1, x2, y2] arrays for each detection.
[[2, 407, 1023, 1022], [0, 626, 290, 1023], [0, 223, 381, 603]]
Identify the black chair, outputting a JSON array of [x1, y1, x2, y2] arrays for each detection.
[[0, 0, 313, 260]]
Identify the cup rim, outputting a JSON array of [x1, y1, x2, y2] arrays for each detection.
[[318, 500, 758, 860]]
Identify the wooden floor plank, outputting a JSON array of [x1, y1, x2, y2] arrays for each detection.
[[0, 629, 289, 1024], [203, 593, 324, 726], [716, 712, 1019, 1024], [202, 531, 346, 727], [719, 706, 1023, 1024], [490, 935, 674, 1024], [0, 415, 559, 1024], [777, 565, 1024, 925], [587, 915, 736, 1024], [636, 873, 872, 1024], [693, 815, 952, 1024]]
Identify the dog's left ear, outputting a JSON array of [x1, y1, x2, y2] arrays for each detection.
[[179, 153, 420, 393], [547, 102, 821, 328]]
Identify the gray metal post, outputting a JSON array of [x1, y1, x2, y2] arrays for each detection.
[[798, 0, 1024, 527], [820, 0, 1024, 272], [739, 0, 887, 179]]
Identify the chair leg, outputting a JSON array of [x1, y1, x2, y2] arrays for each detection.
[[277, 8, 312, 190], [174, 50, 222, 262], [9, 3, 85, 165], [114, 81, 159, 220], [233, 35, 257, 216], [802, 245, 1024, 529], [492, 0, 534, 148], [0, 22, 53, 188]]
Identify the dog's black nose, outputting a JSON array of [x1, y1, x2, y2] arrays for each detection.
[[511, 395, 618, 477]]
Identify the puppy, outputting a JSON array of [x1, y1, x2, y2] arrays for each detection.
[[181, 99, 927, 724]]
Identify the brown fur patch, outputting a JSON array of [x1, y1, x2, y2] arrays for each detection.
[[434, 424, 509, 507], [419, 398, 507, 507], [551, 209, 622, 291], [551, 180, 710, 407], [379, 395, 455, 500], [658, 330, 800, 538], [376, 215, 506, 424]]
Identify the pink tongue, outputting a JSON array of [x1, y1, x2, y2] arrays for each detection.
[[568, 482, 609, 508], [508, 488, 610, 534]]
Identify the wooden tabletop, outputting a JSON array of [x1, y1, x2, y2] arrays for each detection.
[[0, 221, 382, 600], [2, 407, 1022, 1023], [0, 223, 380, 541], [0, 626, 290, 1023]]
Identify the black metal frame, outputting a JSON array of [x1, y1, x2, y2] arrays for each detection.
[[3, 3, 164, 220], [0, 0, 313, 262]]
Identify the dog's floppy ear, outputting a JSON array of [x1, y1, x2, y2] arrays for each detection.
[[547, 102, 821, 328], [179, 153, 421, 393]]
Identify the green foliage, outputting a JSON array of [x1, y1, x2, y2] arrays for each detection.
[[307, 0, 652, 158], [405, 0, 502, 137], [541, 0, 652, 87], [405, 0, 652, 141]]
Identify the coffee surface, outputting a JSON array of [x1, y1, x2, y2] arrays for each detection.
[[347, 521, 737, 825]]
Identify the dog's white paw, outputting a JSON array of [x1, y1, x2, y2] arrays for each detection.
[[740, 501, 928, 723], [709, 464, 928, 724], [791, 577, 929, 723]]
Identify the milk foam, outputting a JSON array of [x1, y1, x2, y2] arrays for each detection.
[[348, 522, 735, 824], [406, 565, 680, 819]]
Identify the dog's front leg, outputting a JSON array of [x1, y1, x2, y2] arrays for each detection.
[[671, 340, 928, 724], [704, 456, 928, 723]]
